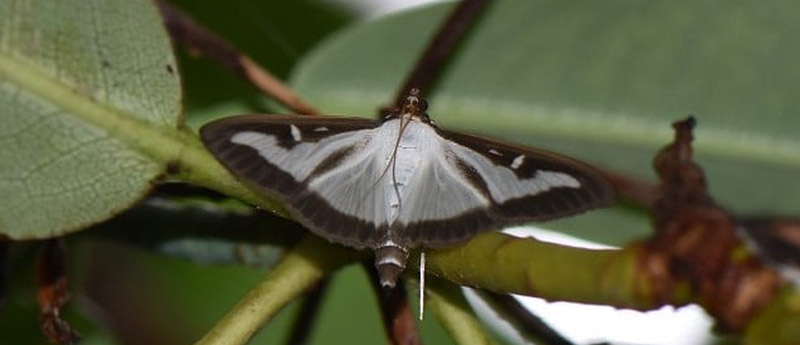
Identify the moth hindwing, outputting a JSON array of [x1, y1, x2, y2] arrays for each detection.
[[200, 92, 615, 287]]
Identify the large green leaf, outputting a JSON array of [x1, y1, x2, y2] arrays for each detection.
[[0, 0, 181, 238], [290, 0, 800, 242]]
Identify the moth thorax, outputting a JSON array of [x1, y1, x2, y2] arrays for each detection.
[[375, 241, 409, 288]]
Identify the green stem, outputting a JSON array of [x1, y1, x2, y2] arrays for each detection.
[[423, 277, 497, 345], [425, 232, 653, 310], [744, 286, 800, 345], [195, 235, 356, 345]]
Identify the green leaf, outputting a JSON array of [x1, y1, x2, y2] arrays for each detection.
[[0, 0, 287, 240], [0, 0, 181, 238], [0, 0, 182, 238], [290, 0, 800, 243]]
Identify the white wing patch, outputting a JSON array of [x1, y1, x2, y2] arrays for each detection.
[[290, 125, 302, 141], [511, 155, 525, 169], [446, 142, 580, 203], [230, 129, 371, 182], [230, 119, 580, 226]]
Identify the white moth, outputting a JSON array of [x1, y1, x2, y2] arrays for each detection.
[[200, 89, 614, 288]]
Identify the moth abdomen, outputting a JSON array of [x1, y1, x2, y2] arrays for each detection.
[[374, 240, 409, 288]]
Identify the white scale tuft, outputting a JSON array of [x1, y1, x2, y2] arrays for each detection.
[[511, 155, 525, 169], [290, 125, 302, 141]]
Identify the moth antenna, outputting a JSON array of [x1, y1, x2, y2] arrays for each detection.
[[390, 117, 413, 215], [359, 116, 411, 211], [371, 115, 413, 217], [419, 251, 426, 321], [371, 116, 407, 187]]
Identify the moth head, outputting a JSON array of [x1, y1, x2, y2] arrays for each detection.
[[402, 88, 428, 114], [398, 88, 433, 124], [379, 88, 434, 124]]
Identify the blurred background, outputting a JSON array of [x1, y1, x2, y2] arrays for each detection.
[[2, 0, 798, 344]]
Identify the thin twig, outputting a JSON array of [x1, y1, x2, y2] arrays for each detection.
[[393, 0, 491, 107], [602, 170, 657, 209], [283, 279, 330, 345], [152, 182, 231, 201], [477, 291, 576, 345], [0, 237, 8, 314], [87, 197, 303, 252], [156, 0, 320, 116], [36, 239, 80, 344]]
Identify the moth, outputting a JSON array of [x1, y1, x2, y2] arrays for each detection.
[[200, 89, 615, 288]]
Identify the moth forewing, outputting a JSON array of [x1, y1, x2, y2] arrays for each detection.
[[440, 129, 615, 219], [199, 114, 385, 249], [199, 92, 616, 288], [382, 129, 614, 252]]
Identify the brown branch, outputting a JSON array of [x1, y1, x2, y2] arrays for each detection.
[[602, 170, 657, 209], [156, 0, 320, 116], [36, 239, 80, 345], [392, 0, 491, 107], [366, 263, 422, 345], [737, 217, 800, 277], [284, 279, 330, 345]]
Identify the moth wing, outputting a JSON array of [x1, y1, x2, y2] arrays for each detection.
[[399, 129, 615, 247], [200, 114, 388, 248]]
